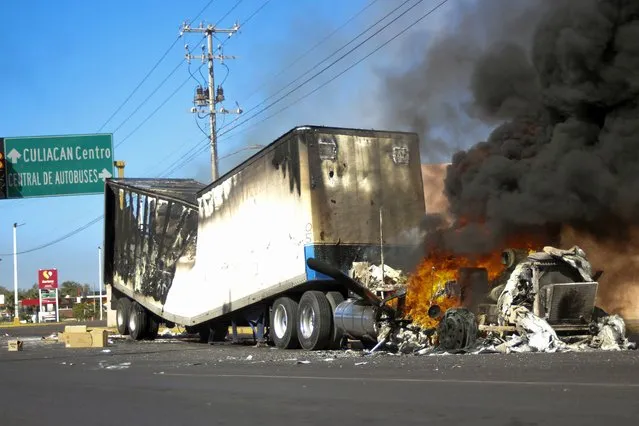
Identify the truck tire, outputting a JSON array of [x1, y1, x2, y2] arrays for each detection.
[[271, 297, 300, 349], [145, 312, 160, 340], [297, 291, 332, 350], [325, 291, 345, 350], [128, 302, 147, 341], [210, 322, 229, 342], [116, 298, 132, 335], [198, 325, 210, 343]]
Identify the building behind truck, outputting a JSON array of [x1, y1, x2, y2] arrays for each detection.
[[103, 125, 426, 350]]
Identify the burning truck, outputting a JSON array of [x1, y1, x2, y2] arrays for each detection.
[[103, 124, 633, 354], [319, 244, 635, 354]]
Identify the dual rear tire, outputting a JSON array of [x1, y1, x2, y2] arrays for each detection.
[[270, 290, 344, 351], [115, 298, 159, 341]]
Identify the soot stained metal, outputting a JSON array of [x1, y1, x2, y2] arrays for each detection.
[[104, 179, 204, 304]]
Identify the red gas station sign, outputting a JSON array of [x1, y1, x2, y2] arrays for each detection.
[[38, 269, 58, 290]]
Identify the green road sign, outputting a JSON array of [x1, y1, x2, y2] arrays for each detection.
[[0, 134, 113, 199]]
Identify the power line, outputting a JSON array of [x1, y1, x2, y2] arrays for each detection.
[[216, 0, 424, 137], [216, 0, 416, 135], [116, 63, 205, 148], [169, 0, 449, 172], [215, 0, 244, 26], [192, 0, 217, 23], [1, 2, 271, 255], [96, 40, 181, 133], [220, 0, 450, 141], [164, 0, 417, 175], [111, 59, 186, 135], [241, 0, 380, 105], [118, 1, 271, 179], [0, 216, 103, 256], [97, 0, 216, 132]]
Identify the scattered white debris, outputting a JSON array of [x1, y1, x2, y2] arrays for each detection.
[[101, 349, 112, 353], [349, 262, 408, 291], [246, 355, 253, 361], [505, 306, 565, 353], [296, 360, 311, 364], [106, 362, 131, 370], [354, 361, 368, 366], [99, 361, 131, 370]]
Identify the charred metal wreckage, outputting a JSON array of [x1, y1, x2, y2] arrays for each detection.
[[306, 245, 636, 355]]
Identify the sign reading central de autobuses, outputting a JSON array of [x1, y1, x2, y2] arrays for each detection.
[[38, 269, 58, 290], [0, 133, 114, 199]]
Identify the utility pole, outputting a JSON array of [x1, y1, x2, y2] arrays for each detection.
[[180, 21, 243, 181]]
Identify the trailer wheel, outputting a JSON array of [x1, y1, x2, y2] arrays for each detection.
[[145, 312, 160, 340], [210, 322, 229, 342], [116, 298, 132, 335], [297, 291, 332, 351], [325, 291, 345, 349], [198, 325, 210, 343], [271, 297, 300, 349], [128, 302, 147, 341]]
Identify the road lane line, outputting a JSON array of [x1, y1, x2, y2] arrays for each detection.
[[157, 373, 639, 388]]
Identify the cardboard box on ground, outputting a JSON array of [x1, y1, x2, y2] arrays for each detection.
[[8, 340, 23, 351], [58, 325, 109, 348]]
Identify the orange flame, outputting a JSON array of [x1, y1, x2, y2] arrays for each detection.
[[404, 234, 544, 329]]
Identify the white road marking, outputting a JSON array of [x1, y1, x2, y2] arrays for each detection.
[[158, 373, 639, 388]]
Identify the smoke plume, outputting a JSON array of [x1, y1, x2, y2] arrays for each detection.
[[383, 0, 639, 314]]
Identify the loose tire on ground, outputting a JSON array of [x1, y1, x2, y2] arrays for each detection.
[[271, 297, 300, 349], [297, 291, 333, 351], [325, 291, 345, 350], [128, 302, 147, 341], [116, 298, 132, 336]]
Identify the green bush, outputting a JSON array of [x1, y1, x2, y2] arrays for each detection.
[[72, 302, 96, 321]]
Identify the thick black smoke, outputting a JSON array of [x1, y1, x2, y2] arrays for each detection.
[[386, 0, 639, 255]]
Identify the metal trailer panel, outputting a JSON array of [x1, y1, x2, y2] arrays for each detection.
[[302, 129, 425, 277], [103, 179, 204, 320], [161, 130, 313, 322], [105, 126, 425, 327], [159, 126, 424, 325]]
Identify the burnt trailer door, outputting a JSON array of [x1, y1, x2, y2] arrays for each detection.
[[302, 127, 425, 278], [103, 178, 205, 320]]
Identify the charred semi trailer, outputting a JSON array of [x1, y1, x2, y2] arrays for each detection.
[[103, 125, 426, 350]]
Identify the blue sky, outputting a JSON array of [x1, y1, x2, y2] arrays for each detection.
[[0, 0, 460, 292]]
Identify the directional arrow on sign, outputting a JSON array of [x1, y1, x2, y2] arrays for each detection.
[[6, 148, 21, 164], [98, 168, 112, 182]]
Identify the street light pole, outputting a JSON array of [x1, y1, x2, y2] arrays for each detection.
[[12, 222, 24, 324], [98, 246, 103, 321]]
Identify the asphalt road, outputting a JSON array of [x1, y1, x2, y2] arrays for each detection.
[[1, 333, 639, 426], [0, 320, 107, 337]]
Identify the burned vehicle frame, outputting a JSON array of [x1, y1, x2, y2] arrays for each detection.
[[306, 245, 629, 353]]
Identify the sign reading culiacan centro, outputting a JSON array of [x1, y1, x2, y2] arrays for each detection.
[[0, 133, 114, 199]]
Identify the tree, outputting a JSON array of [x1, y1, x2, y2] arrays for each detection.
[[19, 284, 39, 299], [72, 302, 97, 321], [60, 281, 90, 298], [0, 285, 14, 317]]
